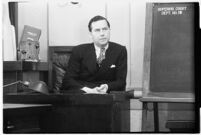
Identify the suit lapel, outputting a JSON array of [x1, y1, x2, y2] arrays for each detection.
[[86, 44, 98, 74]]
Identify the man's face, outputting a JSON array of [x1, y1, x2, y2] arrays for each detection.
[[90, 20, 110, 47]]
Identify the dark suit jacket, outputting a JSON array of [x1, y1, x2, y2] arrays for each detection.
[[62, 41, 127, 93]]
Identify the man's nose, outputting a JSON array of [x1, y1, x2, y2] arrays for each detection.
[[100, 30, 105, 36]]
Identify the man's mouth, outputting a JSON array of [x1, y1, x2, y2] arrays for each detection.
[[100, 38, 107, 41]]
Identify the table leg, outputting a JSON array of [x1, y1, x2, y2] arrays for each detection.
[[141, 102, 148, 132], [153, 102, 159, 132]]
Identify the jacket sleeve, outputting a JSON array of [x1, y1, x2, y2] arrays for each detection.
[[107, 46, 127, 92], [62, 47, 84, 90]]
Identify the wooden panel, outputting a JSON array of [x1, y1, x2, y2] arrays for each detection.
[[22, 61, 48, 71], [3, 61, 48, 94], [3, 61, 48, 71], [40, 101, 130, 132], [3, 94, 130, 133], [3, 61, 22, 71], [3, 72, 18, 94], [4, 93, 128, 104], [142, 3, 153, 96], [40, 105, 113, 132], [3, 104, 51, 133], [3, 62, 22, 94], [140, 92, 195, 103]]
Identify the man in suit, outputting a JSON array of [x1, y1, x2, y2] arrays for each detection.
[[62, 15, 127, 94]]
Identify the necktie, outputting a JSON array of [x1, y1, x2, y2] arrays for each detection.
[[97, 47, 105, 66]]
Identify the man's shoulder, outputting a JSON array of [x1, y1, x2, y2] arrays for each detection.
[[76, 43, 93, 48], [109, 42, 126, 50], [73, 43, 93, 51], [73, 42, 126, 50]]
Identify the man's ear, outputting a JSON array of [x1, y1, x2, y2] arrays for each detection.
[[88, 31, 92, 38]]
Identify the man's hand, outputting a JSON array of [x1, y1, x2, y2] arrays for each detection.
[[81, 87, 99, 94], [81, 84, 108, 94], [96, 84, 108, 94]]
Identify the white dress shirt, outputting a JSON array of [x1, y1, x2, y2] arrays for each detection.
[[94, 44, 109, 59]]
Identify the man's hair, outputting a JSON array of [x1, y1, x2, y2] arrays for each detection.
[[88, 15, 110, 32]]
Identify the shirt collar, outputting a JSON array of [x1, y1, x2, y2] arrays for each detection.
[[94, 43, 109, 51]]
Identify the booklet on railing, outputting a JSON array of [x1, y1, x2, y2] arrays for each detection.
[[20, 25, 41, 42]]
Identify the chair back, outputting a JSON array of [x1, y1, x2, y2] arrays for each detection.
[[48, 46, 74, 93]]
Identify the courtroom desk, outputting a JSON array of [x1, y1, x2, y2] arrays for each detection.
[[3, 103, 52, 133], [4, 92, 130, 133]]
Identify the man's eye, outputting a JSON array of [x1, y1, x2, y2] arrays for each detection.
[[94, 29, 100, 32], [103, 28, 108, 31]]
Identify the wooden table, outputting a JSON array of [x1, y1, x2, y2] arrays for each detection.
[[140, 92, 195, 132], [4, 92, 130, 133]]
